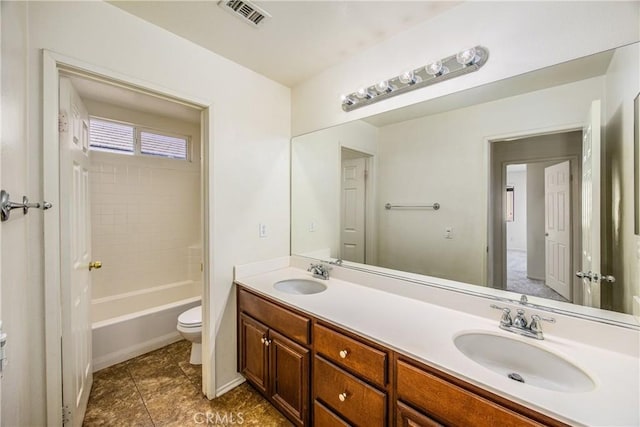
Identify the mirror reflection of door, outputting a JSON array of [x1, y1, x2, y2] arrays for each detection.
[[544, 160, 572, 300], [495, 131, 582, 303], [340, 148, 370, 263]]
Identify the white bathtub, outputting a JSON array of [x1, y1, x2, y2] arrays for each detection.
[[91, 280, 201, 371]]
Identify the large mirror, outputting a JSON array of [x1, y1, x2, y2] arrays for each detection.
[[292, 42, 640, 325]]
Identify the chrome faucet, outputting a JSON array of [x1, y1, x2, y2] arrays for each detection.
[[307, 263, 330, 280], [490, 305, 555, 340]]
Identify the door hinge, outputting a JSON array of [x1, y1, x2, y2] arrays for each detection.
[[364, 169, 369, 180], [58, 111, 69, 133], [62, 405, 71, 425]]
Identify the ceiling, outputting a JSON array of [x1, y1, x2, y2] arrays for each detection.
[[65, 73, 202, 124], [110, 1, 462, 87]]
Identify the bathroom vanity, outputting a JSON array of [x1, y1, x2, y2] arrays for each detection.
[[238, 285, 563, 426], [234, 258, 639, 427]]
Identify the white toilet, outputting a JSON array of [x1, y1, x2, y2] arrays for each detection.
[[177, 305, 202, 365]]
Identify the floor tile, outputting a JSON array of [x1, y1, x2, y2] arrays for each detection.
[[84, 340, 290, 427]]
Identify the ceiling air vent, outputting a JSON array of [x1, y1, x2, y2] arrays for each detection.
[[218, 0, 272, 28]]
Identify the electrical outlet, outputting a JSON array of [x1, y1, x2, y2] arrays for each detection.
[[445, 227, 453, 239], [259, 223, 267, 238]]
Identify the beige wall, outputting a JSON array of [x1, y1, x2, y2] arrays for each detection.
[[603, 43, 640, 313], [291, 120, 378, 259], [1, 2, 290, 425], [376, 78, 602, 286]]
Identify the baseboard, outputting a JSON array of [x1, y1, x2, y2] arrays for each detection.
[[215, 375, 246, 397], [92, 331, 182, 372]]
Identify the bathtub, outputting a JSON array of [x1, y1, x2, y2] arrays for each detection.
[[91, 280, 201, 371]]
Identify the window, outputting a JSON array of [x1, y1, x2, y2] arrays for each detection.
[[89, 117, 189, 160], [505, 185, 515, 222], [89, 118, 135, 154], [140, 131, 188, 160]]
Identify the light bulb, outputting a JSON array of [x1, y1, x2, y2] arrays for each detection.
[[425, 61, 448, 77], [456, 47, 477, 66], [375, 80, 394, 94], [340, 94, 355, 106], [356, 87, 373, 99], [399, 70, 420, 85]]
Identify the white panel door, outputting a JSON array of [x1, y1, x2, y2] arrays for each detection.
[[59, 77, 93, 426], [341, 157, 366, 263], [544, 161, 571, 300], [580, 100, 601, 308]]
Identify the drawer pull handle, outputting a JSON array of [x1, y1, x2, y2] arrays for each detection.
[[338, 392, 348, 402], [339, 350, 349, 359]]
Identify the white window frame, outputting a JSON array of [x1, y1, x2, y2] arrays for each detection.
[[89, 115, 192, 161]]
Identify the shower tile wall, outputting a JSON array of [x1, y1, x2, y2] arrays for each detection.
[[90, 152, 201, 299]]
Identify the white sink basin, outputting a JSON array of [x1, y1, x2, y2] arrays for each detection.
[[454, 332, 595, 393], [274, 279, 327, 295]]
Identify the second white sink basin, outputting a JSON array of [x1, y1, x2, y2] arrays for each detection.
[[274, 279, 327, 295], [454, 332, 595, 393]]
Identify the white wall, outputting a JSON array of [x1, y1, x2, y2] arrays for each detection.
[[291, 121, 378, 258], [506, 167, 527, 252], [292, 1, 639, 136], [375, 77, 603, 286], [1, 2, 290, 425], [603, 43, 640, 313]]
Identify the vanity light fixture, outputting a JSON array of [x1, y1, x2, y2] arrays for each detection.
[[341, 45, 489, 112]]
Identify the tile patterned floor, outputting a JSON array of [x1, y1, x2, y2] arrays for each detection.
[[83, 340, 292, 427]]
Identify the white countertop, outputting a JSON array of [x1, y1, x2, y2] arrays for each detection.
[[234, 265, 640, 427]]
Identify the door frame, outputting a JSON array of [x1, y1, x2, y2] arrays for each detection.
[[485, 123, 583, 293], [42, 50, 213, 426]]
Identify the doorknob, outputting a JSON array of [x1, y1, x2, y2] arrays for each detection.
[[89, 261, 102, 271], [575, 271, 592, 280], [592, 273, 616, 283]]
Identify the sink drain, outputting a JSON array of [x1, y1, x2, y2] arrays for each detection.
[[508, 372, 525, 383]]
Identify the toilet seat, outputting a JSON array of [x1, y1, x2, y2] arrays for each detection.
[[178, 305, 202, 328]]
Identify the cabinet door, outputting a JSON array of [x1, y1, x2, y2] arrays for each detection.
[[397, 401, 443, 427], [239, 313, 269, 394], [269, 329, 310, 426]]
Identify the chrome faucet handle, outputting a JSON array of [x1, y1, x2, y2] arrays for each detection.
[[490, 304, 512, 326], [529, 314, 556, 333], [513, 309, 528, 328]]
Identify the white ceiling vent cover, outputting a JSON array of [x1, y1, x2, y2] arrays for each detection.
[[218, 0, 272, 28]]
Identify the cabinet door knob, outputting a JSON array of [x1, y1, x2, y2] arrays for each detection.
[[339, 349, 349, 359], [265, 339, 271, 347], [338, 392, 348, 402], [260, 337, 266, 344]]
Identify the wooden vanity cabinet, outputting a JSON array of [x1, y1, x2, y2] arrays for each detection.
[[395, 357, 567, 427], [237, 284, 566, 427], [313, 322, 390, 426], [238, 288, 311, 426]]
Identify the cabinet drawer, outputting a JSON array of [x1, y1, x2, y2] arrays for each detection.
[[396, 401, 443, 427], [314, 323, 387, 388], [238, 288, 310, 345], [314, 356, 386, 427], [314, 400, 351, 427], [397, 360, 541, 427]]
